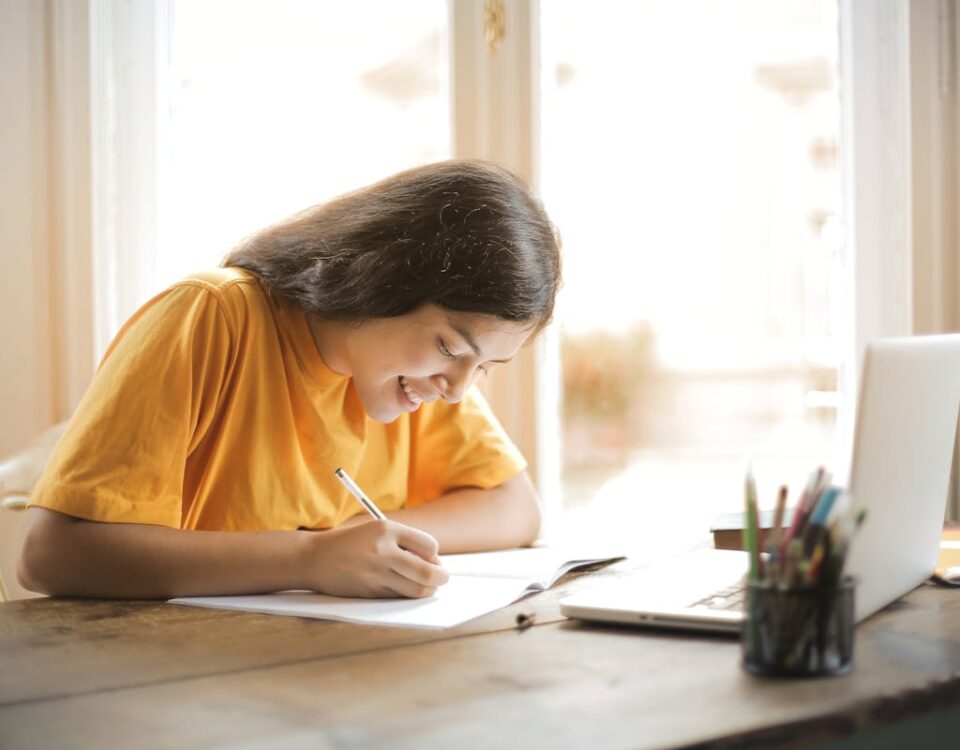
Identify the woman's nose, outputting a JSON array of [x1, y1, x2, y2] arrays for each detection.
[[431, 367, 473, 403]]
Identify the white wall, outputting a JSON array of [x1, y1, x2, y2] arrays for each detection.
[[0, 1, 58, 457], [0, 1, 56, 597]]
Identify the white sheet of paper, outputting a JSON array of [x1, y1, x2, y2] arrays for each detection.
[[170, 547, 619, 628], [169, 547, 622, 629], [170, 576, 535, 629]]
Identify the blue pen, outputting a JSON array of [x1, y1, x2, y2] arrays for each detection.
[[809, 486, 839, 526], [802, 486, 840, 557]]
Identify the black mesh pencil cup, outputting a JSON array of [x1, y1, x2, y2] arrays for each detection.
[[741, 576, 855, 677]]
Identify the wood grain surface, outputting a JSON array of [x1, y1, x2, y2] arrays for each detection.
[[2, 563, 960, 749]]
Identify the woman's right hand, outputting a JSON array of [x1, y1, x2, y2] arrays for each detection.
[[302, 520, 450, 599]]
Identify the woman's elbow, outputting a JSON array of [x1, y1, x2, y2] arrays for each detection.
[[504, 471, 542, 547], [521, 498, 543, 546], [17, 508, 72, 595], [17, 537, 49, 596]]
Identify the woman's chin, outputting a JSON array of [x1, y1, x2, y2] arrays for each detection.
[[364, 402, 403, 424]]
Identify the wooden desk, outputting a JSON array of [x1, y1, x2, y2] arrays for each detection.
[[3, 562, 960, 749]]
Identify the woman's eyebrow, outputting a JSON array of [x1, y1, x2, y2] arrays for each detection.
[[449, 323, 512, 364]]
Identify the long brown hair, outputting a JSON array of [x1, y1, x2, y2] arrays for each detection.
[[222, 160, 561, 330]]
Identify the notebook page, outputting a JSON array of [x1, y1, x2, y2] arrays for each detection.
[[170, 575, 532, 630], [439, 547, 624, 588]]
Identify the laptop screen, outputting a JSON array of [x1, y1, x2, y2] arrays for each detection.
[[845, 335, 960, 621]]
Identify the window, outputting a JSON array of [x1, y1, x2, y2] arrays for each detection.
[[67, 0, 955, 537], [160, 0, 450, 286], [540, 0, 844, 553]]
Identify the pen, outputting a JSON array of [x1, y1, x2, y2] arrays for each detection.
[[782, 467, 831, 556], [808, 486, 839, 527], [334, 467, 387, 520], [801, 486, 840, 558]]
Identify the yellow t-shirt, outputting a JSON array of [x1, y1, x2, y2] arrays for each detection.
[[30, 268, 526, 530]]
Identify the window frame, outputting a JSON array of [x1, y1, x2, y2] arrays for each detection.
[[838, 0, 959, 516], [450, 0, 562, 534]]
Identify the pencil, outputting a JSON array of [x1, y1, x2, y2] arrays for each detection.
[[804, 542, 826, 585], [768, 484, 789, 556], [744, 466, 760, 583], [334, 467, 387, 520], [783, 538, 803, 586], [743, 465, 762, 663]]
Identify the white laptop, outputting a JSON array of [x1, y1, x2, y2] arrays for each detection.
[[559, 335, 960, 633]]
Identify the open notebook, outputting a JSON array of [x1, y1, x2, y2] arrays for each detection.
[[169, 547, 623, 630]]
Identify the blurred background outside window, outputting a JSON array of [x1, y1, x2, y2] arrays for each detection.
[[161, 0, 450, 284], [540, 0, 843, 554]]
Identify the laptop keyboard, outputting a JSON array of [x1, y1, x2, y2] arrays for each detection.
[[690, 582, 746, 611]]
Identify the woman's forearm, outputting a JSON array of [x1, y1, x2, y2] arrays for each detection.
[[18, 507, 311, 599], [381, 471, 542, 553], [16, 472, 537, 598]]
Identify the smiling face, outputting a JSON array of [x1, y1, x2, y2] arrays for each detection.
[[308, 305, 533, 423]]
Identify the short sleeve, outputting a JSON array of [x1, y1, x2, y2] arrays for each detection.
[[406, 387, 527, 506], [30, 283, 234, 527]]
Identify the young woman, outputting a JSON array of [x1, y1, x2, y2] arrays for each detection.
[[19, 160, 561, 601]]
